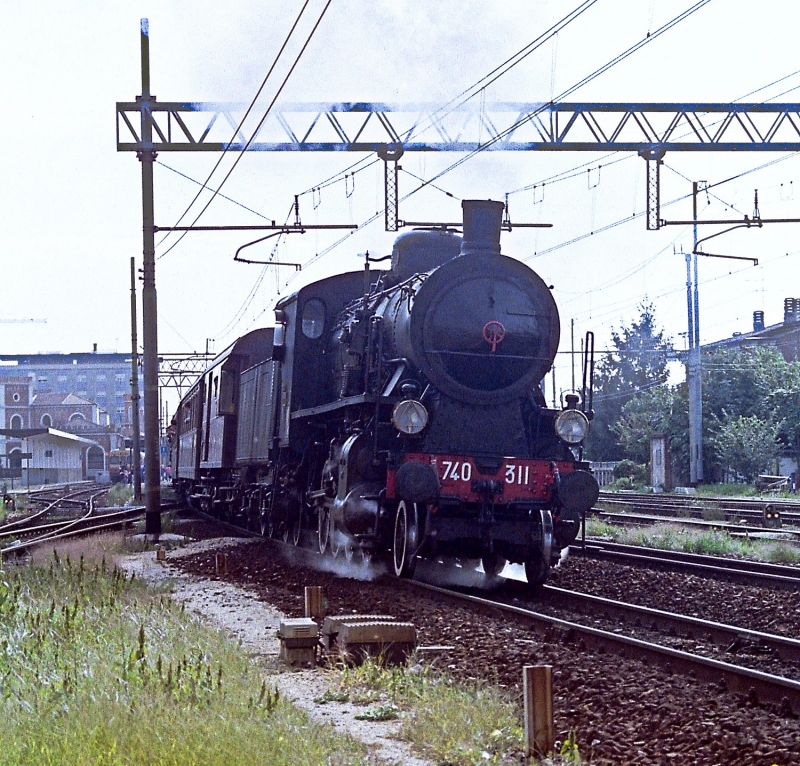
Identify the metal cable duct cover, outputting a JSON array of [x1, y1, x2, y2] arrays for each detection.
[[459, 199, 505, 256]]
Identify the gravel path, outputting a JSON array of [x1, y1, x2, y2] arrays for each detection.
[[117, 537, 433, 766]]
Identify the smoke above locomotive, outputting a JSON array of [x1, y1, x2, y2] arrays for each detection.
[[171, 199, 599, 587]]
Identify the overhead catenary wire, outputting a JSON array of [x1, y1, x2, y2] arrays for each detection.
[[157, 0, 333, 261], [289, 1, 601, 210], [404, 1, 711, 194], [299, 0, 710, 276], [202, 2, 794, 345], [155, 0, 314, 253]]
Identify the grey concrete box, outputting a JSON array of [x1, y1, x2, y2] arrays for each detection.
[[321, 614, 394, 650], [337, 620, 416, 665]]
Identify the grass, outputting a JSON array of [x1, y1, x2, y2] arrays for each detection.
[[106, 483, 134, 507], [585, 516, 800, 563], [0, 550, 366, 766], [325, 657, 580, 765], [695, 483, 761, 497]]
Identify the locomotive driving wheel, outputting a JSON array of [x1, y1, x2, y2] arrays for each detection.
[[393, 500, 419, 578], [288, 513, 303, 546], [318, 505, 330, 554], [524, 556, 549, 588], [329, 512, 343, 558]]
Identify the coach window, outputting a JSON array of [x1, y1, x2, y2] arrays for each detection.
[[218, 370, 236, 414], [301, 298, 325, 339]]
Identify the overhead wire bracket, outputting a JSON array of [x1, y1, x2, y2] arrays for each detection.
[[639, 146, 666, 230]]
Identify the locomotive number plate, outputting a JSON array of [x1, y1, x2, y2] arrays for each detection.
[[389, 453, 574, 503], [440, 460, 531, 486]]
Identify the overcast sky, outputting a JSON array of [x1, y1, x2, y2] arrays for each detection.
[[4, 0, 800, 402]]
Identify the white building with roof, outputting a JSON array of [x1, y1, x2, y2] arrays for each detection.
[[0, 428, 104, 486]]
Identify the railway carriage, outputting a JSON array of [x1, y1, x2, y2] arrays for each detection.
[[170, 199, 599, 585]]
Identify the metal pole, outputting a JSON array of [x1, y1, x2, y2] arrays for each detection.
[[130, 257, 142, 502], [138, 19, 161, 535], [687, 182, 704, 484], [570, 318, 575, 393]]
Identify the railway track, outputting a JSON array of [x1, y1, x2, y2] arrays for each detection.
[[0, 486, 175, 558], [0, 484, 102, 535], [596, 509, 800, 539], [404, 576, 800, 716], [179, 506, 800, 716], [569, 540, 800, 589], [598, 490, 800, 525]]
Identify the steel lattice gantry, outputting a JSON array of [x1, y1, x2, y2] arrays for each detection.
[[116, 100, 800, 230], [158, 354, 215, 396]]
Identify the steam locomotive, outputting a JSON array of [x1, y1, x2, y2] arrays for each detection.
[[170, 199, 599, 585]]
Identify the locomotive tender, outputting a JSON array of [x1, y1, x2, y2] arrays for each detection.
[[171, 199, 599, 585]]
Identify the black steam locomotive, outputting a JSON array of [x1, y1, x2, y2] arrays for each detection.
[[170, 200, 599, 585]]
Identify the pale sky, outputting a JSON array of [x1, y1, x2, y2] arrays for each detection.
[[4, 1, 800, 405]]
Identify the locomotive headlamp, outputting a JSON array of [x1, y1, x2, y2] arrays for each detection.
[[393, 399, 429, 435], [555, 408, 590, 444]]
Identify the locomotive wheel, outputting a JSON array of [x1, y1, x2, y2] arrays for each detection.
[[329, 513, 343, 558], [318, 506, 330, 554], [359, 548, 373, 567], [481, 554, 507, 578], [393, 500, 419, 578], [289, 514, 303, 546], [524, 556, 549, 588]]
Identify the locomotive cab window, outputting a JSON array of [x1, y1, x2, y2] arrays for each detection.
[[301, 298, 325, 339]]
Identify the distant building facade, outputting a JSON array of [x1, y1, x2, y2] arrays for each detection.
[[0, 376, 35, 478], [0, 347, 141, 428], [703, 297, 800, 361], [29, 392, 123, 456]]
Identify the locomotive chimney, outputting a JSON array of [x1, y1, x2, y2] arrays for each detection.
[[753, 310, 765, 332], [459, 200, 505, 257]]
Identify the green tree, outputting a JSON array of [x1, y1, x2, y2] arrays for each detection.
[[711, 414, 779, 482], [586, 302, 673, 460], [614, 384, 686, 465], [612, 347, 797, 484]]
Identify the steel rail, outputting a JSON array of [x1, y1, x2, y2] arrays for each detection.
[[542, 585, 800, 664], [0, 505, 147, 557], [570, 542, 800, 589], [596, 510, 800, 537], [596, 497, 800, 523], [598, 491, 800, 514], [178, 507, 800, 711], [0, 487, 104, 534], [402, 578, 800, 715]]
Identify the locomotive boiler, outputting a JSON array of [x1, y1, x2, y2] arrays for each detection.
[[171, 199, 599, 586]]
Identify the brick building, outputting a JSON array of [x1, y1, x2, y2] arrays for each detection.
[[29, 392, 123, 457]]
